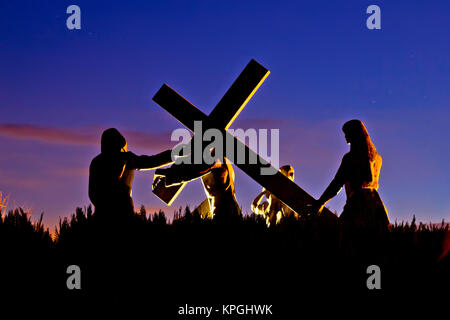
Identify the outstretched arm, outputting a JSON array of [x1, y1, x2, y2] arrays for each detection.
[[251, 189, 270, 216], [131, 143, 192, 171], [130, 150, 174, 170], [318, 179, 342, 207], [317, 156, 347, 208]]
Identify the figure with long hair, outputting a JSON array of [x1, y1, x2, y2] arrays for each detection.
[[89, 128, 174, 219], [251, 165, 298, 227], [312, 120, 389, 231]]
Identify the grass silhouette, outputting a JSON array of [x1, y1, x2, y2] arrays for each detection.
[[1, 204, 448, 309]]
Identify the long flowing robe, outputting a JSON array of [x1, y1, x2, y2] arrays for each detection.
[[320, 152, 389, 231]]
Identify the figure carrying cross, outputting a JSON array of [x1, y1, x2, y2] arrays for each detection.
[[252, 165, 299, 227], [151, 59, 335, 220], [154, 155, 241, 222]]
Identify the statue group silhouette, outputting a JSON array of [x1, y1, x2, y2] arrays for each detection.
[[89, 120, 390, 231]]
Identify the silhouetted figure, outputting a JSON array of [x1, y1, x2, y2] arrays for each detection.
[[200, 159, 241, 221], [252, 165, 298, 227], [89, 128, 173, 220], [313, 120, 389, 232], [154, 158, 241, 222]]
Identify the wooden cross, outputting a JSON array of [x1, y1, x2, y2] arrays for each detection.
[[152, 59, 333, 216], [152, 59, 269, 205]]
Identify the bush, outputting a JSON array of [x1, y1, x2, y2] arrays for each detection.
[[0, 205, 448, 299]]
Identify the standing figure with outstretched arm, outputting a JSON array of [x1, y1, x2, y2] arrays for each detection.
[[312, 120, 389, 232], [89, 128, 175, 219]]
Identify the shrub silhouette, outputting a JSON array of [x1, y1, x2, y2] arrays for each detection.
[[0, 208, 52, 249], [0, 205, 448, 302]]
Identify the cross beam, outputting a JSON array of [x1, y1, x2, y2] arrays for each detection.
[[152, 59, 333, 216]]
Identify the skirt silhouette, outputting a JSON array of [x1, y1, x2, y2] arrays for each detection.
[[340, 188, 389, 232]]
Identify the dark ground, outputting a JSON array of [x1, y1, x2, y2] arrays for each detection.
[[1, 206, 448, 317]]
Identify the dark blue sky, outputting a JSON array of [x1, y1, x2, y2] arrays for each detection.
[[1, 1, 449, 228]]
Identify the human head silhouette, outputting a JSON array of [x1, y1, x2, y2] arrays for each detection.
[[342, 120, 369, 144], [342, 120, 377, 158], [101, 128, 127, 154], [280, 165, 294, 181]]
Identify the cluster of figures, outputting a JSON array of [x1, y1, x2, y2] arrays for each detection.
[[89, 120, 389, 231]]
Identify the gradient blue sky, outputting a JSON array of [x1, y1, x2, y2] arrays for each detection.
[[1, 0, 449, 229]]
